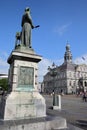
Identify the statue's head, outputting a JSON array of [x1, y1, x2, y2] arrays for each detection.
[[25, 7, 30, 12]]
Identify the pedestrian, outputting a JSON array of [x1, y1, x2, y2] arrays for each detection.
[[82, 92, 86, 102]]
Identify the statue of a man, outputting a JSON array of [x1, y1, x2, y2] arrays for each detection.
[[21, 7, 34, 48]]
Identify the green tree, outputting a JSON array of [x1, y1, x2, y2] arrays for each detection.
[[0, 78, 8, 91]]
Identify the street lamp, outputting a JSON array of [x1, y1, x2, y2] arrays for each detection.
[[48, 62, 57, 106]]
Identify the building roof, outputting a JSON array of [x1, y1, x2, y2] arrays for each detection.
[[0, 74, 8, 79]]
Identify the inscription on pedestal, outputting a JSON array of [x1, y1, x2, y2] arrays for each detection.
[[17, 66, 34, 91]]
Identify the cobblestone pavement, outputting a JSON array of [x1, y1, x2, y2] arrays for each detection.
[[43, 94, 87, 130]]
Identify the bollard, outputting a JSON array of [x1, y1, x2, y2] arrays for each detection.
[[53, 94, 61, 110]]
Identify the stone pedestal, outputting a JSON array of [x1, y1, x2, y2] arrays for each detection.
[[0, 116, 67, 130], [0, 47, 68, 130], [0, 91, 46, 120], [0, 47, 46, 120]]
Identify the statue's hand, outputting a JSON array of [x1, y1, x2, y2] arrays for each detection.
[[32, 25, 34, 29], [32, 25, 40, 29]]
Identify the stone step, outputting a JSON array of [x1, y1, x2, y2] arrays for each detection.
[[53, 123, 84, 130], [65, 123, 84, 130]]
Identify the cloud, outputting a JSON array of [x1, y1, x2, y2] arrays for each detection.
[[74, 54, 87, 64], [54, 22, 72, 36], [38, 58, 52, 82], [0, 52, 9, 74], [38, 58, 64, 82], [0, 58, 7, 67]]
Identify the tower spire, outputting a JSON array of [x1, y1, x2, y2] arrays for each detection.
[[64, 43, 72, 64]]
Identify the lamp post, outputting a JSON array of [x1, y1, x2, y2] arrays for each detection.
[[48, 62, 57, 106]]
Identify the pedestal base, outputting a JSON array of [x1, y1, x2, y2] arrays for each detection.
[[0, 91, 46, 120], [0, 116, 67, 130]]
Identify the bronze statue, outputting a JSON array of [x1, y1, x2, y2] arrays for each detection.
[[21, 7, 34, 48], [15, 7, 40, 49]]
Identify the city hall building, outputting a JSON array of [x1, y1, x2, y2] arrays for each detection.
[[43, 44, 87, 94]]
